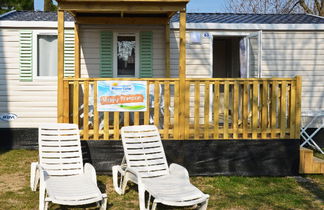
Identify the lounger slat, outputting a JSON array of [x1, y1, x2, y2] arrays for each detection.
[[40, 146, 81, 152], [40, 135, 79, 140], [124, 142, 162, 149], [40, 152, 81, 158], [41, 157, 82, 164], [42, 163, 83, 170]]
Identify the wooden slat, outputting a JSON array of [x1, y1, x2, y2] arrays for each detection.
[[261, 80, 268, 139], [213, 81, 220, 139], [163, 81, 170, 139], [124, 112, 130, 126], [194, 81, 200, 140], [154, 82, 160, 127], [63, 81, 69, 123], [144, 81, 150, 125], [295, 76, 302, 139], [93, 81, 99, 139], [173, 81, 179, 139], [280, 81, 287, 138], [134, 112, 139, 125], [242, 81, 249, 139], [223, 81, 229, 139], [57, 10, 64, 123], [73, 81, 79, 126], [114, 112, 119, 139], [290, 81, 296, 139], [252, 81, 259, 139], [233, 81, 239, 139], [83, 81, 89, 140], [204, 81, 210, 139], [184, 81, 190, 139], [104, 112, 109, 140], [271, 81, 278, 138]]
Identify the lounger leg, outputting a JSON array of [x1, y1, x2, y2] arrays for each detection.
[[198, 198, 209, 210], [121, 174, 130, 194], [44, 200, 49, 210], [30, 162, 39, 191], [100, 194, 108, 210], [39, 181, 46, 210], [112, 165, 126, 195], [138, 182, 147, 210], [151, 202, 157, 210]]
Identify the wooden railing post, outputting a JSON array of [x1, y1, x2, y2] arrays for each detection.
[[295, 76, 302, 139], [57, 10, 64, 123], [179, 8, 186, 139]]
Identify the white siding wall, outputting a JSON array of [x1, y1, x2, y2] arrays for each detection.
[[170, 30, 212, 78], [0, 28, 57, 128], [1, 25, 324, 128], [262, 31, 324, 110], [79, 24, 165, 78]]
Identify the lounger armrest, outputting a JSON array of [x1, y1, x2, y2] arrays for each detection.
[[169, 163, 189, 180], [84, 163, 97, 184]]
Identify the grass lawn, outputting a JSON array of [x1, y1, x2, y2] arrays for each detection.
[[0, 149, 323, 210]]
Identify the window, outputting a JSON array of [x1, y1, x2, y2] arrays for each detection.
[[33, 31, 58, 78], [113, 33, 139, 77]]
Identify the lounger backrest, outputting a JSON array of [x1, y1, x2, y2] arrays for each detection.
[[38, 123, 83, 176], [121, 125, 169, 178]]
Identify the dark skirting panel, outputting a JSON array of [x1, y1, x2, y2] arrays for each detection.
[[82, 139, 300, 176], [0, 128, 300, 176]]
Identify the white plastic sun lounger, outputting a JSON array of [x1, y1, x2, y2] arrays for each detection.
[[112, 125, 209, 210], [30, 123, 107, 210]]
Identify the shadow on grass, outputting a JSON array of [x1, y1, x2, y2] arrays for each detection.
[[295, 176, 324, 202]]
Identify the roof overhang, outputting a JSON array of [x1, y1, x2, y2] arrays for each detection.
[[57, 0, 189, 20]]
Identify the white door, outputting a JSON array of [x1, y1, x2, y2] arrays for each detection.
[[247, 31, 262, 78]]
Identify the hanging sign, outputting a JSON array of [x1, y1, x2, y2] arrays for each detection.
[[97, 81, 147, 112]]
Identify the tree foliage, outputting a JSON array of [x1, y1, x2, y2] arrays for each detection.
[[44, 0, 57, 12], [226, 0, 324, 16], [0, 0, 34, 14]]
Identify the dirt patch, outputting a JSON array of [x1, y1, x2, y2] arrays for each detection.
[[0, 173, 27, 192]]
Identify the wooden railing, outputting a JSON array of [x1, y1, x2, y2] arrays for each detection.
[[63, 76, 301, 140]]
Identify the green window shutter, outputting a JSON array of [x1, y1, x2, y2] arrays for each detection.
[[139, 31, 153, 78], [100, 31, 113, 78], [64, 30, 75, 77], [19, 31, 33, 81]]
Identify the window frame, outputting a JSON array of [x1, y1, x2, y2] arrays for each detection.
[[113, 32, 139, 78], [32, 30, 58, 79]]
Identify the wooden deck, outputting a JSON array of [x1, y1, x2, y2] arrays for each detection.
[[62, 76, 301, 140]]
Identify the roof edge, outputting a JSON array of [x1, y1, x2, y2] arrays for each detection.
[[170, 22, 324, 30], [0, 10, 16, 19]]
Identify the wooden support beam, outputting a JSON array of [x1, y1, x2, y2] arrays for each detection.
[[74, 23, 80, 78], [57, 10, 65, 123], [178, 9, 186, 139], [165, 22, 170, 78], [295, 76, 302, 139], [76, 16, 168, 25], [59, 2, 187, 12]]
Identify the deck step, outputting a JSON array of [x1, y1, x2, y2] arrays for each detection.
[[299, 147, 324, 174]]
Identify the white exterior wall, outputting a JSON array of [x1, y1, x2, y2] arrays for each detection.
[[170, 30, 212, 78], [262, 31, 324, 110], [170, 29, 324, 111], [1, 22, 324, 128], [0, 28, 58, 128], [79, 24, 165, 78]]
